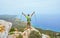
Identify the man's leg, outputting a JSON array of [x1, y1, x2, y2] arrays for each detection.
[[27, 22, 31, 29]]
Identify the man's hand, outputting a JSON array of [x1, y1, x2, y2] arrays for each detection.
[[22, 12, 26, 17], [22, 12, 24, 14], [31, 11, 35, 16], [33, 11, 35, 14]]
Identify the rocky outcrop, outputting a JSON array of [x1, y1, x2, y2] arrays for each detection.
[[0, 20, 12, 38], [8, 26, 41, 38]]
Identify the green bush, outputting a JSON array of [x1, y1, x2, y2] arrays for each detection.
[[18, 34, 23, 38], [29, 31, 41, 38], [9, 28, 15, 32]]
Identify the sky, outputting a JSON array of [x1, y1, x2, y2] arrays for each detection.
[[0, 0, 60, 32]]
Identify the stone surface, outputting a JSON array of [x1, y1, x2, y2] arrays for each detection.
[[22, 26, 41, 38], [42, 34, 50, 38], [0, 20, 12, 38]]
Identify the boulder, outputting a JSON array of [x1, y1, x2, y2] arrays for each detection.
[[0, 20, 12, 38]]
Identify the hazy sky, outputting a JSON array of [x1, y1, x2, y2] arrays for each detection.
[[0, 0, 60, 32]]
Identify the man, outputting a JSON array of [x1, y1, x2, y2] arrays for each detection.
[[22, 12, 35, 29]]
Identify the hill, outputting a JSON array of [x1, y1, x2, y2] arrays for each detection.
[[0, 15, 60, 38]]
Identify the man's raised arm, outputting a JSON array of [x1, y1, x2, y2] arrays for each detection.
[[22, 12, 26, 17], [31, 11, 35, 16]]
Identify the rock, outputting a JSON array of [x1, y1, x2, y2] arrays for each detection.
[[42, 34, 50, 38], [22, 26, 41, 38], [8, 31, 22, 38], [8, 26, 41, 38], [0, 20, 12, 38]]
